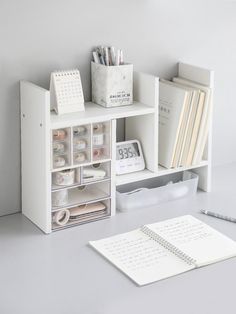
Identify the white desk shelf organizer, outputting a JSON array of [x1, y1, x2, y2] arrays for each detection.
[[20, 62, 213, 233]]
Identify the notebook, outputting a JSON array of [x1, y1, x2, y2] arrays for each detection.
[[89, 215, 236, 286], [158, 81, 191, 168]]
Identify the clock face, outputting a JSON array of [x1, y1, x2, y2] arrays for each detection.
[[116, 142, 140, 160], [116, 140, 145, 175]]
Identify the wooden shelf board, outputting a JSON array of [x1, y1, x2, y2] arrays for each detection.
[[50, 101, 155, 129], [116, 169, 156, 186], [116, 160, 208, 186], [157, 160, 208, 176]]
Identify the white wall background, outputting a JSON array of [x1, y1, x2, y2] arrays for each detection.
[[0, 0, 235, 216]]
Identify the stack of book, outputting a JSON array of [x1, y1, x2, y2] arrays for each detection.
[[158, 77, 212, 169]]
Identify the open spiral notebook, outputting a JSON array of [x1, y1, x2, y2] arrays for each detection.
[[89, 215, 236, 286]]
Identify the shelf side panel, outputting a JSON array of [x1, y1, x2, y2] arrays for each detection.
[[133, 72, 159, 108], [178, 62, 214, 88], [20, 81, 51, 233], [110, 119, 116, 215], [191, 166, 211, 192]]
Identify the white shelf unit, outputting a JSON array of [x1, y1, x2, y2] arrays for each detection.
[[20, 62, 213, 233]]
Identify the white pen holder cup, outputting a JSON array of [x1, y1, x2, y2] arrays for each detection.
[[91, 62, 133, 107]]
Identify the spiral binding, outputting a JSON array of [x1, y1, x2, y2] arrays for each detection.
[[141, 226, 197, 266], [53, 69, 80, 77]]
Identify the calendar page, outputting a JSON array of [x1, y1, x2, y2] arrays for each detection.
[[50, 69, 85, 115]]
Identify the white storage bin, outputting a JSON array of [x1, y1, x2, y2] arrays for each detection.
[[116, 171, 199, 212], [52, 190, 68, 208], [52, 198, 111, 230], [91, 62, 133, 107], [52, 181, 111, 210]]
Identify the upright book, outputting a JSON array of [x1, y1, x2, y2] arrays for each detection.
[[159, 79, 198, 168], [173, 77, 212, 165], [158, 81, 190, 168], [90, 215, 236, 286]]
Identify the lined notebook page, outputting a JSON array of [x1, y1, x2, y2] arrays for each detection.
[[147, 215, 236, 267], [90, 229, 194, 286]]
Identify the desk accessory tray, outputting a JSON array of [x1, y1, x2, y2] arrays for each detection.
[[116, 171, 199, 212]]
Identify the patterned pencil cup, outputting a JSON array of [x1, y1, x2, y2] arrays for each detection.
[[91, 62, 133, 107]]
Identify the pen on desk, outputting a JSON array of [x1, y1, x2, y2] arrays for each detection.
[[200, 209, 236, 223]]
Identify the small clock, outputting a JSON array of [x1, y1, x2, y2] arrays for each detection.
[[116, 140, 145, 175]]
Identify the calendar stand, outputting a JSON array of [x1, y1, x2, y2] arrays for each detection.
[[50, 69, 85, 114]]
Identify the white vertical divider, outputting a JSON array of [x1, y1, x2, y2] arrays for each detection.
[[125, 72, 159, 172], [70, 127, 73, 166], [178, 62, 214, 192], [20, 81, 51, 233], [110, 119, 116, 215], [90, 123, 93, 163]]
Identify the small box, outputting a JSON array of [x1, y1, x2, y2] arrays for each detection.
[[91, 61, 133, 107]]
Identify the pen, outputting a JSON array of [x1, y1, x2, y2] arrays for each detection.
[[115, 49, 120, 66], [92, 51, 100, 64], [109, 46, 116, 65], [104, 47, 109, 66], [200, 209, 236, 223], [120, 49, 124, 65], [92, 46, 125, 66]]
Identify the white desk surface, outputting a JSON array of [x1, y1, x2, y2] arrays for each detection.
[[1, 163, 236, 314]]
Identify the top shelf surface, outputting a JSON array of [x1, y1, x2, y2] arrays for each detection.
[[50, 101, 155, 128]]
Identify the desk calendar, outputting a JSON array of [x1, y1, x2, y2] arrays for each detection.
[[50, 69, 85, 115]]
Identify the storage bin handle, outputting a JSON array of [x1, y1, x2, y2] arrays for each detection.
[[125, 188, 149, 196]]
